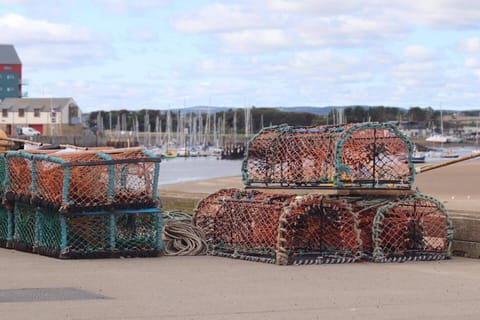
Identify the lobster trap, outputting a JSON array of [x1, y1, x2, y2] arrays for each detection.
[[4, 149, 160, 213], [242, 122, 414, 189], [194, 189, 453, 264], [37, 208, 163, 258], [371, 193, 452, 262], [1, 148, 165, 259], [7, 202, 163, 258], [194, 189, 362, 265]]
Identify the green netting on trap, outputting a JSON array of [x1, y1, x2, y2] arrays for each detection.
[[0, 206, 10, 247], [242, 122, 414, 189], [194, 189, 361, 265], [64, 214, 111, 257], [0, 154, 6, 196], [115, 212, 161, 255], [372, 193, 453, 262], [37, 208, 62, 252], [13, 202, 36, 252], [35, 208, 162, 258]]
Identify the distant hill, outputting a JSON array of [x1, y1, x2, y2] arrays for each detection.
[[183, 105, 359, 115], [276, 106, 375, 116], [277, 106, 337, 116], [173, 106, 232, 113]]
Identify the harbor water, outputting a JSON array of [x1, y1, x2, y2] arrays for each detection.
[[158, 157, 242, 185], [157, 147, 479, 185]]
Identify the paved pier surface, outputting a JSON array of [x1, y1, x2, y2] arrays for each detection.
[[2, 160, 480, 319], [1, 250, 480, 320]]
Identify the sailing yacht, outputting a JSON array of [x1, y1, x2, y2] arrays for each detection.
[[425, 108, 462, 143], [426, 134, 448, 143]]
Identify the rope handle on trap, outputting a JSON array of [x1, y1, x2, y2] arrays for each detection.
[[415, 151, 480, 174]]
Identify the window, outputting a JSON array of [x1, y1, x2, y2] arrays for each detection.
[[6, 87, 14, 92], [6, 74, 15, 80], [18, 108, 25, 117], [2, 109, 7, 117], [34, 108, 40, 117]]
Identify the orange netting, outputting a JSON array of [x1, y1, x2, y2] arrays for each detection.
[[5, 152, 33, 202], [34, 152, 110, 211], [5, 149, 160, 213], [242, 122, 414, 188], [372, 194, 452, 262], [195, 190, 452, 264], [109, 150, 157, 209], [194, 189, 362, 264]]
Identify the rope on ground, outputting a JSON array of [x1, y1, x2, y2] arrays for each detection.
[[163, 211, 208, 256]]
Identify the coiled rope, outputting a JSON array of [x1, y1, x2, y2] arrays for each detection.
[[163, 211, 208, 256]]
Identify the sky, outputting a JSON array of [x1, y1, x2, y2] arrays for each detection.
[[1, 0, 480, 112]]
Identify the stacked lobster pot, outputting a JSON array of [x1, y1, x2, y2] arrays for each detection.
[[194, 122, 453, 264], [0, 154, 9, 248], [2, 148, 163, 258]]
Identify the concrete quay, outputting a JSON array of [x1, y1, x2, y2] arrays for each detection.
[[2, 250, 480, 320]]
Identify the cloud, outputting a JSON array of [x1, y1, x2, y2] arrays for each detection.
[[0, 13, 91, 44], [219, 29, 291, 54], [403, 45, 434, 61], [95, 0, 170, 14], [464, 58, 479, 68], [0, 0, 31, 3], [267, 0, 371, 16], [172, 3, 279, 33], [407, 1, 480, 29], [126, 28, 158, 42], [268, 0, 480, 29], [393, 62, 437, 83], [173, 2, 407, 53], [460, 37, 480, 53], [173, 1, 480, 55], [195, 49, 376, 88], [0, 13, 111, 68]]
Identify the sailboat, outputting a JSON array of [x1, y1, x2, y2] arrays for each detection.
[[425, 134, 448, 143], [161, 110, 177, 159], [426, 108, 448, 143], [426, 108, 463, 143]]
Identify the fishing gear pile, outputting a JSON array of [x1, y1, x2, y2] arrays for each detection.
[[195, 122, 453, 265], [0, 148, 163, 258]]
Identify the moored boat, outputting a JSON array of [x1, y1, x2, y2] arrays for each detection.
[[161, 150, 177, 159], [441, 150, 459, 158]]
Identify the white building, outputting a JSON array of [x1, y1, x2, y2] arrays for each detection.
[[0, 97, 81, 135]]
